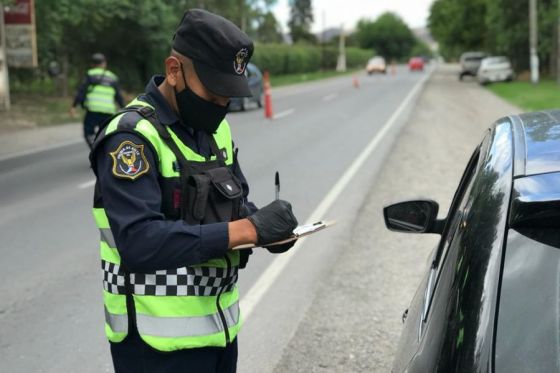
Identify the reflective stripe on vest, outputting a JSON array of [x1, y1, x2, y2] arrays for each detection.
[[105, 306, 128, 333], [137, 301, 239, 338], [104, 301, 239, 338], [85, 68, 117, 114], [93, 98, 241, 351]]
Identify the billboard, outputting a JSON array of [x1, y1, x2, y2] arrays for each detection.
[[4, 0, 38, 68]]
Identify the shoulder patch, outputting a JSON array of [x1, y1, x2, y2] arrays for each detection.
[[110, 141, 150, 180]]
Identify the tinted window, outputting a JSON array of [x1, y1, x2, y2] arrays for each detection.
[[482, 57, 509, 67], [423, 147, 480, 315], [496, 228, 560, 372], [435, 148, 481, 270]]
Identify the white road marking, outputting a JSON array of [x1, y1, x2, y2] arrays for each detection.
[[322, 93, 338, 102], [273, 108, 295, 120], [78, 180, 96, 189], [240, 69, 433, 320]]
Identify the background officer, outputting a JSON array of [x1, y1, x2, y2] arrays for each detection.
[[71, 53, 124, 148], [89, 9, 298, 373]]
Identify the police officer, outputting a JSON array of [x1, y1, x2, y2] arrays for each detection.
[[89, 9, 299, 373], [71, 53, 125, 148]]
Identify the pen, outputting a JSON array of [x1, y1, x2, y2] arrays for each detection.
[[275, 171, 280, 200]]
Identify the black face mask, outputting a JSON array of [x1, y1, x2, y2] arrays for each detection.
[[175, 63, 228, 134]]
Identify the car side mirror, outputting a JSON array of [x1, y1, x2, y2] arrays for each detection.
[[383, 200, 443, 234]]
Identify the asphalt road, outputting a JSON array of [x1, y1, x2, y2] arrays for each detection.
[[0, 66, 428, 372]]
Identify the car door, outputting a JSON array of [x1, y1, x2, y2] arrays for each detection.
[[393, 144, 483, 372], [393, 133, 488, 372], [246, 64, 262, 99], [409, 123, 512, 372]]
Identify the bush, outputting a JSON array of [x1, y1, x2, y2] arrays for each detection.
[[252, 43, 371, 75], [346, 47, 374, 68]]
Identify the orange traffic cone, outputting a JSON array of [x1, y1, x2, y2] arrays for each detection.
[[352, 76, 360, 88], [263, 70, 273, 119]]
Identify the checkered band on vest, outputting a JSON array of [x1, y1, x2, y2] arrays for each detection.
[[130, 266, 238, 296], [102, 260, 126, 294]]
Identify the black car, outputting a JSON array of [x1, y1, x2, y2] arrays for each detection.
[[384, 110, 560, 372], [229, 63, 263, 111]]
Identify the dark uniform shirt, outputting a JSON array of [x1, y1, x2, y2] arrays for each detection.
[[95, 75, 256, 273]]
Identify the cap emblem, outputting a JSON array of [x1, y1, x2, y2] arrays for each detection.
[[234, 48, 249, 75]]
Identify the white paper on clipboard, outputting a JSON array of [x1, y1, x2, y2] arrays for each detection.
[[232, 220, 335, 250]]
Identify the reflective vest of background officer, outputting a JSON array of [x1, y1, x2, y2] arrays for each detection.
[[89, 9, 299, 373], [71, 53, 124, 148]]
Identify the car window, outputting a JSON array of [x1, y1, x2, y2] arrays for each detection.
[[484, 57, 508, 66], [246, 65, 255, 78], [433, 147, 481, 272], [495, 228, 560, 373], [416, 147, 481, 331]]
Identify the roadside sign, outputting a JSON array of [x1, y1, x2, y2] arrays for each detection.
[[4, 0, 38, 68]]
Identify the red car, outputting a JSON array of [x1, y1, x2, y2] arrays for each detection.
[[408, 57, 424, 71]]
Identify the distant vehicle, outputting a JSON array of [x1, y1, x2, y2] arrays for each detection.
[[477, 56, 514, 85], [408, 57, 424, 71], [385, 110, 560, 372], [459, 51, 487, 80], [229, 63, 263, 111], [366, 56, 387, 74]]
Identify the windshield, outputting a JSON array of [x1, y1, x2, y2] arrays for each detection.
[[483, 57, 508, 66], [369, 57, 385, 64], [495, 228, 560, 372]]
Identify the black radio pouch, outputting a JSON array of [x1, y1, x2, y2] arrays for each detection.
[[129, 105, 242, 225]]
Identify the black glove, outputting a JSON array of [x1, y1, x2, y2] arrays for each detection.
[[247, 200, 298, 246], [265, 240, 297, 254]]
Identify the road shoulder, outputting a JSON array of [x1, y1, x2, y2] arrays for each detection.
[[0, 122, 82, 160], [272, 64, 520, 372]]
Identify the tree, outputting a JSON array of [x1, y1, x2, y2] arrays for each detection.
[[288, 0, 315, 43], [428, 0, 487, 59], [36, 0, 176, 91], [30, 0, 283, 94], [256, 11, 283, 43], [429, 0, 558, 73], [356, 12, 415, 60], [411, 40, 433, 58]]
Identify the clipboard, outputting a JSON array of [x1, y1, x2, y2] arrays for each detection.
[[232, 220, 336, 250]]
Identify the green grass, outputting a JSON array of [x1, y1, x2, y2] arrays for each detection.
[[487, 80, 560, 111], [0, 94, 76, 128], [269, 68, 361, 87]]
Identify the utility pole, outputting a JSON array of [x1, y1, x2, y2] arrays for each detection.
[[0, 4, 10, 111], [321, 10, 325, 70], [336, 24, 346, 72], [529, 0, 539, 84]]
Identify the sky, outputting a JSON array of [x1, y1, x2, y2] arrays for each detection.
[[272, 0, 435, 33]]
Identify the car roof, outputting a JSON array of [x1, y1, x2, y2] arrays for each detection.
[[509, 110, 560, 177]]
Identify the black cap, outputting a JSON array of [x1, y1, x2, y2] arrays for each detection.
[[173, 9, 254, 97], [91, 53, 106, 65]]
